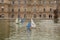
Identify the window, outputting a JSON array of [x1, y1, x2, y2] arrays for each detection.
[[18, 0, 20, 4], [28, 0, 31, 2], [11, 9, 14, 18], [25, 8, 26, 12], [1, 0, 4, 2], [0, 15, 2, 18], [39, 15, 41, 17], [38, 0, 41, 4], [12, 9, 14, 12], [11, 14, 14, 18], [18, 9, 20, 18], [24, 0, 26, 4], [50, 8, 52, 12], [50, 1, 54, 4], [27, 0, 31, 4], [18, 9, 20, 12], [1, 14, 4, 18], [54, 1, 56, 4], [2, 8, 4, 11], [49, 15, 52, 19], [43, 8, 45, 12], [43, 14, 46, 18], [43, 1, 46, 4], [12, 1, 14, 4], [34, 14, 36, 18], [40, 1, 43, 4], [1, 6, 4, 11]]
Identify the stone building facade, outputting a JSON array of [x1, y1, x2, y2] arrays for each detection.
[[0, 0, 57, 19], [0, 0, 9, 18]]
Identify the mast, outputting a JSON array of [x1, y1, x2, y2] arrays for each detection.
[[18, 0, 20, 19], [33, 0, 36, 19], [11, 0, 14, 18], [24, 0, 26, 18]]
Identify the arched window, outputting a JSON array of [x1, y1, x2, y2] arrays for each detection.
[[12, 9, 14, 12], [2, 8, 4, 11], [1, 0, 4, 2], [43, 14, 46, 18], [40, 1, 43, 4], [11, 9, 14, 18], [49, 15, 52, 19], [43, 8, 45, 12], [12, 1, 14, 4], [18, 9, 20, 12], [34, 14, 36, 18], [1, 6, 4, 12], [50, 8, 52, 12], [39, 14, 41, 17], [0, 15, 2, 18], [11, 14, 14, 18], [54, 1, 56, 4], [1, 14, 4, 18]]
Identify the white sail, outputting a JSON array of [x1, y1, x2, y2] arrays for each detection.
[[31, 19, 36, 28], [15, 18, 21, 24], [15, 18, 23, 28]]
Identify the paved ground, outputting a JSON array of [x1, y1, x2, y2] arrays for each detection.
[[5, 20, 60, 40]]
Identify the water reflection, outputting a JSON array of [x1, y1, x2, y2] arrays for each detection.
[[0, 19, 60, 40], [0, 19, 10, 40]]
